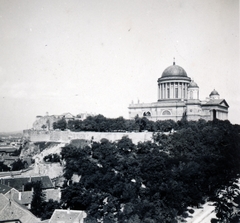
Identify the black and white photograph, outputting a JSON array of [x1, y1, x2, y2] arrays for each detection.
[[0, 0, 239, 222]]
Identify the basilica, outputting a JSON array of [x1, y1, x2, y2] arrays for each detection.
[[128, 61, 229, 122]]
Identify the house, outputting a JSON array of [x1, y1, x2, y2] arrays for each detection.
[[0, 193, 39, 223], [45, 188, 61, 202], [0, 176, 54, 191], [0, 183, 12, 194], [47, 209, 86, 223], [5, 188, 33, 209]]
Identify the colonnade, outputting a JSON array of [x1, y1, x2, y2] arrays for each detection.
[[158, 82, 189, 100]]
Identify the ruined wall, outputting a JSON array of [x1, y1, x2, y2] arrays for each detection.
[[23, 130, 153, 144], [32, 115, 60, 130]]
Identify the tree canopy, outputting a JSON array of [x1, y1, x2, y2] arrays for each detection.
[[53, 114, 178, 132], [60, 119, 240, 222]]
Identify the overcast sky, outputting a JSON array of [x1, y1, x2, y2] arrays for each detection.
[[0, 0, 239, 132]]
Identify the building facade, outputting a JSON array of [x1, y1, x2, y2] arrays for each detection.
[[129, 61, 229, 122]]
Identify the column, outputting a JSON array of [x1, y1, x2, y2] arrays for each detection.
[[173, 82, 175, 99], [182, 83, 184, 99], [184, 83, 186, 99], [179, 82, 181, 99], [161, 84, 163, 99], [165, 83, 167, 99], [162, 84, 164, 99], [185, 83, 187, 99], [159, 84, 161, 100], [170, 83, 172, 99], [167, 83, 169, 98], [177, 82, 180, 98]]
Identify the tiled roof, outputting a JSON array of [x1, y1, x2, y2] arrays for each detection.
[[1, 176, 54, 191], [0, 183, 12, 194], [5, 188, 33, 205], [35, 220, 49, 223], [202, 99, 229, 107], [44, 188, 61, 202], [0, 147, 16, 152], [49, 209, 86, 223], [0, 193, 39, 223]]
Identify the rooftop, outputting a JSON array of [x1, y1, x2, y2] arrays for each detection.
[[1, 176, 54, 191]]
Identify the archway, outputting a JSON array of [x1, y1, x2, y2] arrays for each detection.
[[143, 111, 151, 117]]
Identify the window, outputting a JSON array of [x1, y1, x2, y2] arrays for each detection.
[[162, 110, 171, 115], [143, 111, 151, 117], [190, 91, 193, 99], [167, 88, 170, 99], [175, 88, 178, 98]]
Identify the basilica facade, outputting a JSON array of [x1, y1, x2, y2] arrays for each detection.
[[128, 61, 229, 122]]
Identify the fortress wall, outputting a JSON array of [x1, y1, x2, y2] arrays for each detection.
[[23, 130, 51, 141], [23, 130, 153, 144]]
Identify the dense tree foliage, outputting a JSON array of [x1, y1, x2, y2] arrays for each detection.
[[31, 181, 46, 218], [41, 199, 62, 220], [11, 158, 28, 171], [53, 114, 178, 132], [0, 161, 10, 171], [43, 153, 61, 163], [53, 118, 67, 131], [60, 119, 240, 222], [27, 181, 62, 220]]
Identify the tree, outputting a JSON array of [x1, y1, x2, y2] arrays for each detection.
[[43, 153, 61, 163], [41, 124, 47, 130], [0, 161, 10, 171], [31, 181, 45, 218], [134, 115, 147, 132], [212, 183, 240, 222], [41, 199, 62, 220], [11, 158, 28, 171], [60, 121, 240, 222], [53, 118, 67, 131]]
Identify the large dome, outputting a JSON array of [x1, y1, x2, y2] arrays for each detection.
[[162, 64, 188, 78]]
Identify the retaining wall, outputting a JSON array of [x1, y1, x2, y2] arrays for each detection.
[[23, 129, 153, 144]]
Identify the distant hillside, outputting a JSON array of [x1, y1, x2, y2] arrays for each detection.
[[0, 131, 23, 138]]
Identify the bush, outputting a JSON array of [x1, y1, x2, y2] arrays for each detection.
[[43, 153, 61, 163], [11, 159, 28, 171], [0, 162, 10, 171]]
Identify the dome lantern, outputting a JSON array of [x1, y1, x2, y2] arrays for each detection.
[[188, 80, 199, 88], [209, 89, 220, 99]]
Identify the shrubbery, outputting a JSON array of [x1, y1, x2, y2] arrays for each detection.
[[11, 158, 28, 171], [53, 114, 178, 132], [43, 153, 61, 163], [0, 161, 10, 171]]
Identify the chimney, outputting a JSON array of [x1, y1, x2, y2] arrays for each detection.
[[67, 208, 70, 214], [19, 192, 22, 201], [58, 187, 61, 199]]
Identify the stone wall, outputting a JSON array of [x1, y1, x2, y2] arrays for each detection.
[[23, 129, 153, 144], [32, 115, 60, 130]]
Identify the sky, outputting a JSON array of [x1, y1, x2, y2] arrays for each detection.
[[0, 0, 239, 132]]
